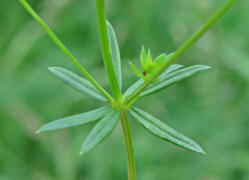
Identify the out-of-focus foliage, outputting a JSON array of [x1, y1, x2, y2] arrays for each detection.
[[0, 0, 248, 179]]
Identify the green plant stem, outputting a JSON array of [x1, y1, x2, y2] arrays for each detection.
[[96, 0, 122, 101], [18, 0, 114, 104], [120, 110, 136, 180], [125, 0, 239, 107]]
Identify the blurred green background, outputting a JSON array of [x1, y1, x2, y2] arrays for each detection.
[[0, 0, 249, 179]]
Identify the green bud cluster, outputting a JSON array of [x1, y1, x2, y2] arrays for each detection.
[[129, 47, 173, 81]]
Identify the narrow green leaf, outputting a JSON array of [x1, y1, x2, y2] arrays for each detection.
[[124, 64, 184, 97], [49, 67, 106, 101], [129, 107, 205, 154], [146, 50, 153, 70], [141, 65, 210, 97], [140, 46, 147, 68], [129, 62, 144, 79], [106, 20, 122, 90], [80, 109, 120, 155], [37, 106, 111, 133]]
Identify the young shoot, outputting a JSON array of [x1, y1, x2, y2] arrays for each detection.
[[18, 0, 240, 179], [130, 47, 174, 81]]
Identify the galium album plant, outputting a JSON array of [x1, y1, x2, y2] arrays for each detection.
[[19, 0, 239, 179]]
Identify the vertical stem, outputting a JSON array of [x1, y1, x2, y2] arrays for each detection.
[[120, 111, 137, 180], [96, 0, 121, 100]]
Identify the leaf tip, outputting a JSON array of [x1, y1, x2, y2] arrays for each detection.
[[196, 146, 206, 155], [203, 65, 211, 69], [36, 126, 46, 133], [36, 127, 45, 134], [48, 66, 56, 73], [200, 149, 206, 155], [198, 65, 211, 70], [106, 19, 110, 26], [48, 66, 61, 72]]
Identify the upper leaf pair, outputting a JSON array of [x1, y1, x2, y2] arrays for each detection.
[[125, 64, 210, 98]]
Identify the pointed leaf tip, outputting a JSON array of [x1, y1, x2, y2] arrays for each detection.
[[129, 61, 144, 79], [201, 150, 207, 155], [129, 107, 205, 154], [48, 66, 54, 71], [37, 106, 111, 133], [48, 66, 106, 101]]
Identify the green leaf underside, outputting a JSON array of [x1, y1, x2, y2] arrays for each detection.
[[107, 20, 122, 90], [124, 64, 184, 97], [37, 106, 111, 133], [49, 67, 106, 101], [129, 107, 205, 154], [141, 65, 210, 97], [80, 109, 120, 155]]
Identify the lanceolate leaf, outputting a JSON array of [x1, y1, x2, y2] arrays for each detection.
[[37, 106, 111, 133], [141, 65, 210, 97], [129, 107, 205, 154], [107, 20, 122, 90], [129, 61, 144, 79], [48, 67, 106, 101], [124, 64, 184, 97], [80, 109, 120, 155]]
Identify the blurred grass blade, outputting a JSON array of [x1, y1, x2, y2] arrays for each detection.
[[37, 106, 111, 133], [80, 109, 120, 155], [141, 65, 210, 97], [221, 44, 249, 81], [129, 107, 205, 154], [49, 67, 106, 101], [107, 20, 122, 90], [124, 64, 184, 97]]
